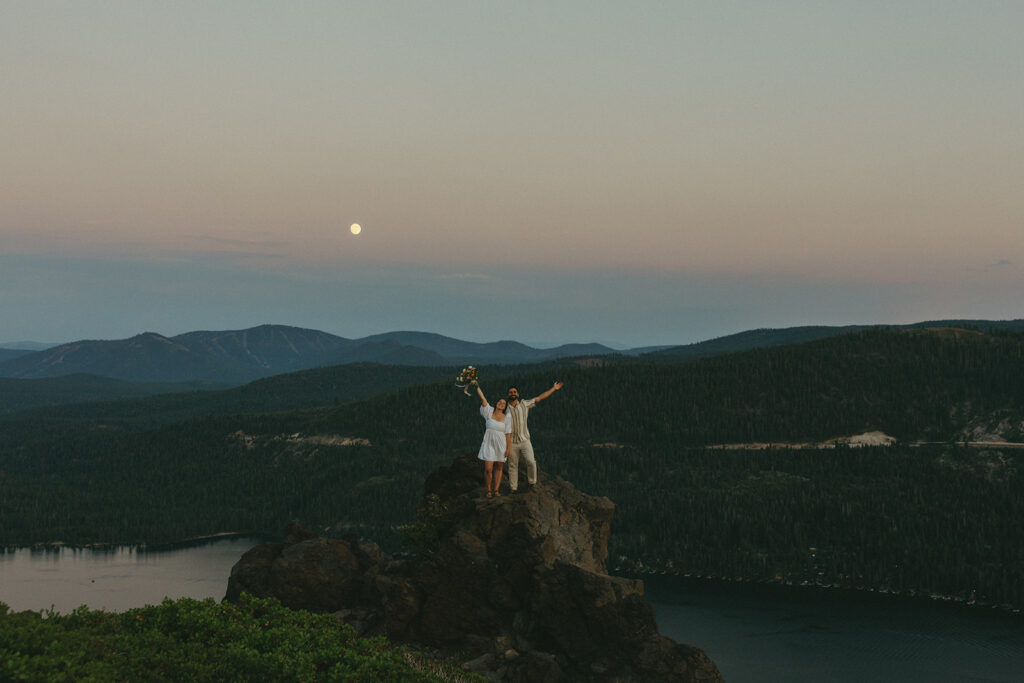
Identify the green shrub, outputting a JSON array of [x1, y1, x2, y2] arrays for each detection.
[[0, 595, 476, 682]]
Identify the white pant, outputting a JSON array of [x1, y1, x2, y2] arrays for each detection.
[[507, 440, 537, 490]]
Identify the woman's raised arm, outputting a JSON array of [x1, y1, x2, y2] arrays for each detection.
[[475, 382, 488, 407]]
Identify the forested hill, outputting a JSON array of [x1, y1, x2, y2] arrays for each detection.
[[583, 326, 1024, 445], [12, 325, 1024, 445], [3, 327, 1023, 608], [277, 326, 1024, 448], [0, 348, 32, 364], [643, 318, 1024, 363], [0, 359, 575, 435], [0, 375, 224, 417]]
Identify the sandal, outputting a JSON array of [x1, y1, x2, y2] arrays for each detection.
[[486, 491, 494, 499], [494, 491, 502, 497]]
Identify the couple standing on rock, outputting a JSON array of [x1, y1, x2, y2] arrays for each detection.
[[473, 381, 563, 498]]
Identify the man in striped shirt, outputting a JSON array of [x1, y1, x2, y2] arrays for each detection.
[[505, 381, 564, 493]]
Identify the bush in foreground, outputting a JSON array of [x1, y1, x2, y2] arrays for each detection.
[[0, 594, 475, 682]]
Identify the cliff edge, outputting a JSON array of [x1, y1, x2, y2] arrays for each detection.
[[226, 454, 723, 682]]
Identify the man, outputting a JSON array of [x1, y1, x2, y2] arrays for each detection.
[[505, 380, 564, 493]]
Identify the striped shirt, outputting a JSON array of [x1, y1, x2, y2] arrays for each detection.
[[506, 398, 536, 444]]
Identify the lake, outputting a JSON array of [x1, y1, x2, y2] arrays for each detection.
[[2, 539, 1022, 682], [0, 537, 256, 614]]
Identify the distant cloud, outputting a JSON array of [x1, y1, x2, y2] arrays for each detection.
[[84, 218, 129, 226], [187, 234, 290, 250], [158, 249, 289, 262], [437, 272, 491, 280], [992, 259, 1012, 267]]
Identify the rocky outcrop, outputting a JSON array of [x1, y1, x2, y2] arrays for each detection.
[[224, 521, 386, 618], [226, 454, 723, 682]]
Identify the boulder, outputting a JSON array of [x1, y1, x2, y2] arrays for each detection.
[[225, 520, 387, 614]]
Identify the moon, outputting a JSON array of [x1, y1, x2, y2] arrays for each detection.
[[350, 223, 362, 235]]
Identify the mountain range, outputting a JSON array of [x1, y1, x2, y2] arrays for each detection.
[[2, 319, 1023, 386], [0, 325, 632, 385], [642, 319, 1024, 362]]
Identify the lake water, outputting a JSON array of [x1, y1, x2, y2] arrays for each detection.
[[0, 537, 256, 614], [644, 575, 1024, 683], [2, 539, 1022, 682]]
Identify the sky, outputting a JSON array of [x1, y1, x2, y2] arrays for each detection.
[[2, 1, 1022, 348]]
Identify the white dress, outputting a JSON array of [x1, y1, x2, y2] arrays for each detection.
[[477, 405, 511, 462]]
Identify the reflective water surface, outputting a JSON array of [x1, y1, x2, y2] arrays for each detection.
[[645, 575, 1024, 683], [0, 537, 259, 613]]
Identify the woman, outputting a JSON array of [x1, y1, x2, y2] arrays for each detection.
[[474, 382, 511, 498]]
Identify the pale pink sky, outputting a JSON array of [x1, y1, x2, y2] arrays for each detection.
[[2, 2, 1021, 345]]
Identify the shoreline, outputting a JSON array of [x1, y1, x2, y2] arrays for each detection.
[[616, 565, 1024, 616], [3, 532, 264, 553]]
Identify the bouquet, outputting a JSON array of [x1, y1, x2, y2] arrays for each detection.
[[455, 366, 479, 396]]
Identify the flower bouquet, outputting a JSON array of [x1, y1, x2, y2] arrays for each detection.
[[456, 366, 479, 396]]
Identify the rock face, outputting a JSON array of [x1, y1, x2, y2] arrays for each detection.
[[226, 454, 723, 682]]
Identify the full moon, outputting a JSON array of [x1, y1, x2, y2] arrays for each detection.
[[350, 223, 362, 235]]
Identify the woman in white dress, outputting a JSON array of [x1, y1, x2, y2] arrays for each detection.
[[474, 383, 511, 498]]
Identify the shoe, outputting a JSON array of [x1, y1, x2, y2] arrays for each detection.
[[486, 491, 493, 499]]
